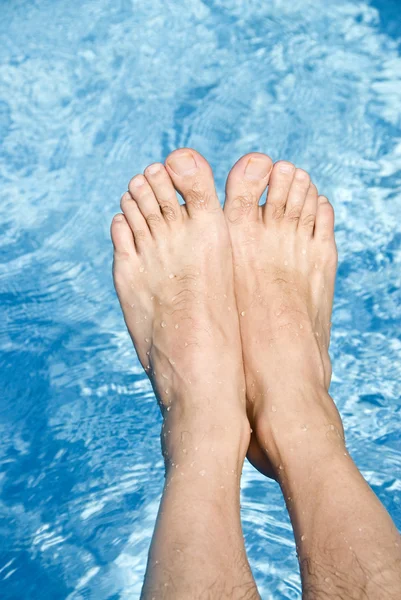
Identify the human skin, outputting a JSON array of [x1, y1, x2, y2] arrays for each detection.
[[111, 147, 401, 599], [111, 148, 259, 599], [224, 152, 401, 599]]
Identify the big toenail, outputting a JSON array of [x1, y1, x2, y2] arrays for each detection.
[[245, 157, 271, 180], [167, 152, 197, 175], [147, 163, 162, 175], [279, 162, 293, 173], [132, 175, 146, 187]]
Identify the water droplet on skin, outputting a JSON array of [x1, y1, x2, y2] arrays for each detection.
[[302, 249, 306, 255], [278, 464, 284, 470], [324, 577, 331, 584], [330, 424, 335, 431], [314, 263, 318, 269], [228, 306, 231, 311], [184, 342, 188, 347], [240, 311, 246, 317], [301, 424, 308, 431], [182, 448, 187, 454], [169, 273, 174, 279], [161, 321, 167, 328], [146, 351, 150, 356], [165, 389, 169, 395], [301, 535, 306, 541], [131, 303, 135, 308], [150, 296, 154, 300], [275, 310, 282, 317], [169, 358, 175, 365], [199, 470, 206, 477], [284, 260, 288, 266], [272, 405, 277, 413], [175, 324, 179, 329], [166, 406, 171, 412], [139, 266, 145, 273], [299, 324, 303, 329], [145, 338, 150, 343]]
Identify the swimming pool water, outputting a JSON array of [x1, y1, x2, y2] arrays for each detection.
[[1, 0, 400, 598]]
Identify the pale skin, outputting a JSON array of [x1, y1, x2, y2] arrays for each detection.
[[110, 148, 401, 599]]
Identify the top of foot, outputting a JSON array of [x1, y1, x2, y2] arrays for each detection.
[[110, 148, 249, 452], [223, 153, 340, 475]]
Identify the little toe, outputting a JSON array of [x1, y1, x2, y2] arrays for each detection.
[[128, 174, 165, 234], [263, 161, 296, 223], [165, 148, 220, 217], [224, 152, 273, 224], [144, 163, 183, 225], [110, 213, 136, 256], [315, 195, 335, 242], [298, 182, 318, 238], [120, 191, 151, 249], [284, 168, 311, 226]]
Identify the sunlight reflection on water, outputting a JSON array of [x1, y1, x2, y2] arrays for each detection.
[[0, 0, 400, 598]]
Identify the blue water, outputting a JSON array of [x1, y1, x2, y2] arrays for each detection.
[[1, 0, 400, 598]]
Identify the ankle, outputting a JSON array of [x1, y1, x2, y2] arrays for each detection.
[[253, 385, 345, 471], [161, 410, 251, 471]]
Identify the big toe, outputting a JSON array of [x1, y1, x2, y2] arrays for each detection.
[[165, 148, 221, 216], [224, 153, 273, 224]]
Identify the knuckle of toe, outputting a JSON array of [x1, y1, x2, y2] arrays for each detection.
[[145, 212, 163, 226], [271, 203, 286, 220], [301, 213, 316, 229], [133, 229, 147, 241], [227, 194, 256, 224], [186, 187, 209, 208], [160, 203, 177, 221], [286, 206, 302, 222]]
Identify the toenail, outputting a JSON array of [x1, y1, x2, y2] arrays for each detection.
[[278, 162, 294, 173], [167, 152, 197, 176], [147, 163, 162, 175], [114, 214, 124, 222], [132, 175, 146, 187], [244, 157, 271, 180]]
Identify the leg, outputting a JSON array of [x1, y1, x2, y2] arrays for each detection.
[[111, 149, 259, 599], [224, 154, 401, 598]]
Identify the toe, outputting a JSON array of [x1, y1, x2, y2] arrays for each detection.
[[110, 213, 136, 255], [314, 195, 335, 242], [165, 148, 220, 216], [263, 161, 296, 223], [120, 191, 151, 248], [298, 182, 318, 238], [224, 153, 273, 224], [128, 174, 166, 234], [144, 163, 183, 225], [284, 168, 311, 226]]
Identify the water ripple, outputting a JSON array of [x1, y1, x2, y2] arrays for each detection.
[[1, 0, 400, 598]]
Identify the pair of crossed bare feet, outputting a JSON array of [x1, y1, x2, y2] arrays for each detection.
[[111, 149, 400, 600]]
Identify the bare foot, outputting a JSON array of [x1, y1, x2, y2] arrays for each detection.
[[223, 153, 342, 476], [111, 148, 249, 454], [110, 149, 258, 599]]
